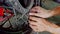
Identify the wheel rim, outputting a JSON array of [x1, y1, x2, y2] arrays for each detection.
[[0, 0, 34, 34]]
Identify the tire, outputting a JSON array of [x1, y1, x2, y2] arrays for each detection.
[[0, 0, 34, 34]]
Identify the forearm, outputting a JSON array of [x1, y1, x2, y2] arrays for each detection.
[[45, 21, 60, 34], [48, 28, 60, 34], [51, 6, 60, 16]]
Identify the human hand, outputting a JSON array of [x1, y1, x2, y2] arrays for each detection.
[[29, 15, 60, 34], [30, 6, 54, 18], [52, 28, 60, 34], [29, 6, 60, 34], [29, 16, 48, 32]]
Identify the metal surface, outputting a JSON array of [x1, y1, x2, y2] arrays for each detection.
[[0, 0, 41, 34]]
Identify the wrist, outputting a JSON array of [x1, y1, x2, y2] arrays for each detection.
[[46, 10, 55, 18], [49, 10, 55, 17], [51, 6, 60, 16], [51, 28, 60, 34], [46, 24, 60, 34], [51, 11, 58, 16], [46, 26, 56, 34]]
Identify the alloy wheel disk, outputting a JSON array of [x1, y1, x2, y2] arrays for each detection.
[[0, 0, 34, 34]]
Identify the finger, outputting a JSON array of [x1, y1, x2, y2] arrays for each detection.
[[29, 13, 39, 16], [30, 8, 38, 13], [29, 25, 39, 32], [29, 16, 39, 21], [29, 21, 38, 26], [29, 13, 41, 18], [29, 17, 37, 22], [30, 6, 41, 13]]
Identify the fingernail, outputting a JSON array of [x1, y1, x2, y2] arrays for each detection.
[[29, 13, 32, 15]]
